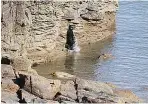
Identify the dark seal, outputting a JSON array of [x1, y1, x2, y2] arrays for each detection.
[[65, 25, 75, 50]]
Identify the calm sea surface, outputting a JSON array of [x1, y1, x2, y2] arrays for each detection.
[[34, 1, 148, 102]]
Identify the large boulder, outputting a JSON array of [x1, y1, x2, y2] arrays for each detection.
[[20, 89, 59, 103], [76, 78, 113, 95], [17, 73, 61, 100], [74, 78, 125, 103]]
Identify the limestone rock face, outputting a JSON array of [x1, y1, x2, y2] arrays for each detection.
[[1, 0, 118, 63]]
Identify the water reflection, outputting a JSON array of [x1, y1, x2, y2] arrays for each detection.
[[64, 53, 75, 74], [34, 36, 114, 80], [65, 36, 115, 80]]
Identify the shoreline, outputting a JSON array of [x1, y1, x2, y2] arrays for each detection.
[[1, 61, 143, 103], [30, 30, 116, 66]]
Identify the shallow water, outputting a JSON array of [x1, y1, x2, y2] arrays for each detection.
[[34, 1, 148, 102]]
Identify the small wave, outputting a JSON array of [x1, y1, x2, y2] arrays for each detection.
[[73, 45, 80, 52]]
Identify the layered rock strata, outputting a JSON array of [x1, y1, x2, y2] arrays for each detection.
[[1, 0, 118, 63]]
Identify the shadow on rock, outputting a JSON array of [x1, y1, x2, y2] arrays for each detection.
[[13, 74, 27, 89], [16, 89, 27, 103]]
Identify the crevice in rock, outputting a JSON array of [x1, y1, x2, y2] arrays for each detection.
[[13, 73, 30, 103], [82, 96, 91, 103], [13, 68, 18, 79], [83, 87, 90, 91], [73, 78, 79, 103], [80, 14, 89, 21], [1, 100, 6, 103], [13, 73, 27, 89], [30, 76, 33, 94], [21, 23, 25, 27], [53, 92, 62, 103], [1, 57, 11, 65]]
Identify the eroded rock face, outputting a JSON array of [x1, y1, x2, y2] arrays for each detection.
[[1, 0, 118, 63]]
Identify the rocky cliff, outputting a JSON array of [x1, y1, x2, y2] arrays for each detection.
[[1, 0, 118, 63]]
